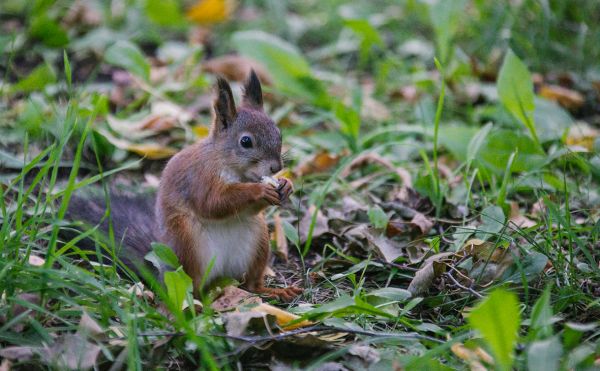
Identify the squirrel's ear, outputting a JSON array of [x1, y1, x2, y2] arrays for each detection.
[[213, 76, 237, 132], [242, 69, 263, 109]]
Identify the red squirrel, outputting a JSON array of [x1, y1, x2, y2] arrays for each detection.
[[68, 71, 302, 301]]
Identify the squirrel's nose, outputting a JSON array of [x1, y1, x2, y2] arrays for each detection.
[[270, 162, 282, 174]]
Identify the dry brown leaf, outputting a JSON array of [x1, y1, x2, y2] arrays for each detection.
[[187, 0, 236, 24], [539, 84, 584, 110], [296, 151, 341, 177], [451, 342, 492, 371], [566, 122, 599, 151], [223, 311, 274, 337], [77, 312, 105, 341], [0, 347, 35, 362], [365, 229, 404, 263], [410, 212, 433, 235], [348, 344, 381, 365], [530, 198, 546, 218], [407, 252, 453, 296], [211, 286, 261, 312], [509, 202, 536, 228], [127, 143, 178, 159], [48, 334, 101, 370], [202, 55, 272, 84], [341, 152, 412, 188], [251, 303, 313, 330], [272, 211, 288, 262], [127, 282, 155, 301]]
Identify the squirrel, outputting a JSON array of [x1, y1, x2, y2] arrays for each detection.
[[67, 71, 303, 301]]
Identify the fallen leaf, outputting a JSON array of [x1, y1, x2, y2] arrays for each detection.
[[451, 342, 493, 371], [47, 334, 101, 370], [202, 55, 272, 84], [272, 211, 288, 262], [223, 311, 275, 337], [296, 151, 341, 177], [539, 84, 584, 110], [341, 151, 412, 188], [348, 344, 381, 365], [565, 122, 599, 151], [211, 286, 260, 312], [407, 253, 453, 296], [77, 312, 105, 340], [508, 202, 536, 228], [410, 212, 434, 235], [365, 229, 404, 263], [187, 0, 235, 24], [0, 346, 36, 362], [127, 143, 178, 159], [251, 303, 313, 330]]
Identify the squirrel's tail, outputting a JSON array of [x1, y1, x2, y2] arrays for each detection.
[[65, 193, 158, 274]]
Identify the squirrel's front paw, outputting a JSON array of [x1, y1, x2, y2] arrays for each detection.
[[276, 178, 294, 203], [258, 183, 281, 206]]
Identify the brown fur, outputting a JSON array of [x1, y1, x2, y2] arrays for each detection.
[[156, 71, 302, 300]]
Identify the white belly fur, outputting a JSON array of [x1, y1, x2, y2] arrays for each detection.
[[193, 214, 260, 283]]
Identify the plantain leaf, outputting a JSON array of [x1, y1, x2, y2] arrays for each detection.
[[497, 49, 539, 145]]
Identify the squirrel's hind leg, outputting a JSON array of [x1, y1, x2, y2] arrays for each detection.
[[244, 225, 303, 302]]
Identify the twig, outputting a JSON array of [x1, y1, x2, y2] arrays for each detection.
[[444, 268, 483, 298], [135, 325, 443, 344]]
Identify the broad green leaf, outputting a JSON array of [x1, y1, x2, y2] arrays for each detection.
[[344, 19, 383, 65], [529, 285, 553, 340], [527, 336, 562, 371], [475, 205, 505, 240], [438, 124, 478, 162], [232, 31, 326, 104], [368, 205, 389, 229], [468, 289, 521, 370], [478, 129, 546, 174], [150, 243, 180, 269], [497, 49, 538, 145], [164, 268, 192, 312], [105, 41, 150, 80], [366, 287, 412, 302], [467, 122, 493, 164], [29, 16, 69, 47], [534, 97, 573, 142], [12, 64, 56, 93], [145, 0, 184, 26], [282, 220, 300, 247]]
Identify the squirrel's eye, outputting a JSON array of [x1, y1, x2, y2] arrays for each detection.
[[240, 136, 253, 148]]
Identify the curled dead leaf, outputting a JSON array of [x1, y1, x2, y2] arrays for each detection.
[[509, 202, 536, 228], [539, 84, 584, 110], [211, 286, 261, 312], [566, 122, 599, 151], [223, 311, 275, 337], [251, 303, 313, 330], [407, 252, 453, 296], [296, 151, 341, 177]]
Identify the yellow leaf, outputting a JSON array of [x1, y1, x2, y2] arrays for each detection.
[[187, 0, 235, 24], [192, 125, 210, 138], [251, 303, 313, 330], [127, 143, 177, 159]]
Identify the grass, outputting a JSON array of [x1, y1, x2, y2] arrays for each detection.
[[1, 0, 600, 369]]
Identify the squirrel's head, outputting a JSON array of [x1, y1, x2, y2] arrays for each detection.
[[210, 70, 282, 183]]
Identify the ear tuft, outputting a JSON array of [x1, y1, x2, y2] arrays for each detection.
[[213, 76, 237, 132], [242, 69, 263, 108]]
